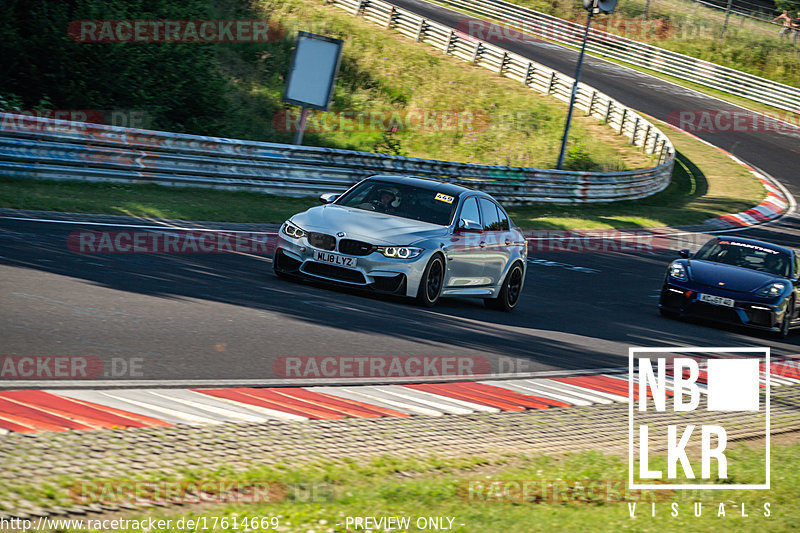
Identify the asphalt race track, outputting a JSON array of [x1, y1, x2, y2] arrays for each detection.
[[0, 217, 797, 384], [2, 1, 800, 384]]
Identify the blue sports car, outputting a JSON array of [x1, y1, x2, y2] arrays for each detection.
[[659, 236, 799, 338]]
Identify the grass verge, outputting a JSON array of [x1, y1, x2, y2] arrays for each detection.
[[34, 440, 798, 533]]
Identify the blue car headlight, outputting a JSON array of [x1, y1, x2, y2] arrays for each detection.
[[668, 262, 688, 281], [756, 282, 787, 298], [377, 246, 423, 259], [281, 221, 306, 239]]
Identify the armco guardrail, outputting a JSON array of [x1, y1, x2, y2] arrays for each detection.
[[0, 112, 671, 204], [421, 0, 800, 113]]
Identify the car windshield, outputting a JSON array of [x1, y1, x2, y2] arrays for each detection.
[[336, 180, 458, 226], [693, 240, 792, 278]]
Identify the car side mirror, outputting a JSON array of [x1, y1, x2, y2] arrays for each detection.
[[678, 249, 690, 258], [319, 193, 340, 204], [457, 218, 482, 232]]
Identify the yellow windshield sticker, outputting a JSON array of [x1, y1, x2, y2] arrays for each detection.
[[435, 193, 454, 204]]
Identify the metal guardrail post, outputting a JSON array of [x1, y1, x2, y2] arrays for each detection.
[[446, 30, 456, 53], [631, 117, 640, 145], [415, 18, 427, 41], [604, 100, 613, 124], [472, 42, 483, 63], [524, 62, 534, 86], [587, 90, 596, 116], [619, 108, 628, 135], [650, 132, 660, 155]]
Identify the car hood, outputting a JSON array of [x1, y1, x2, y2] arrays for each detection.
[[289, 204, 449, 245], [688, 259, 783, 292]]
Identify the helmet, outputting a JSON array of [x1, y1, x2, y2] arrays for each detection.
[[377, 187, 401, 207]]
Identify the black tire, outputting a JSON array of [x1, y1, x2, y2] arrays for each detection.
[[776, 299, 793, 339], [416, 254, 445, 307], [485, 262, 524, 312]]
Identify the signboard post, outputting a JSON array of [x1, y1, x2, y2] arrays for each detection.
[[282, 31, 344, 145]]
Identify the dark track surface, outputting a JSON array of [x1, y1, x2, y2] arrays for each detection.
[[0, 217, 797, 384], [1, 1, 799, 384]]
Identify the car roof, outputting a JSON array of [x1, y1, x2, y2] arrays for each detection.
[[711, 236, 794, 256], [366, 174, 490, 199]]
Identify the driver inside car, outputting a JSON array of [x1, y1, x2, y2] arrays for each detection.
[[372, 187, 400, 213]]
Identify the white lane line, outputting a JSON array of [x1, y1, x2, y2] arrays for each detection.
[[97, 392, 222, 425], [371, 386, 474, 415], [524, 379, 613, 404], [543, 379, 630, 403], [147, 390, 273, 423], [191, 392, 308, 422], [391, 387, 500, 413], [486, 380, 592, 406]]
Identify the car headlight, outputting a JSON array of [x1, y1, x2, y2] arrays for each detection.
[[756, 282, 787, 298], [281, 222, 306, 239], [668, 262, 688, 281], [377, 246, 423, 259]]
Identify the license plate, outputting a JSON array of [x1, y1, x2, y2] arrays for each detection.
[[313, 250, 357, 268], [699, 293, 734, 307]]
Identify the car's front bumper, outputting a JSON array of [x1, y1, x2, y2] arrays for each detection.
[[274, 234, 431, 298], [659, 282, 785, 331]]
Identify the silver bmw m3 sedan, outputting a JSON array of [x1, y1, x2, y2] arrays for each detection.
[[273, 175, 528, 310]]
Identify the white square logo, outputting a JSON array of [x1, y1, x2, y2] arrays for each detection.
[[706, 358, 760, 411]]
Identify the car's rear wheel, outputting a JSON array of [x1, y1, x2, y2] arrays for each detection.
[[485, 262, 524, 312], [416, 254, 445, 307]]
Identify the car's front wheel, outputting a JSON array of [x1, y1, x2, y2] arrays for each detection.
[[485, 262, 524, 312], [776, 299, 794, 339], [416, 254, 445, 307]]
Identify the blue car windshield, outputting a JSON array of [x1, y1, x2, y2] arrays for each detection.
[[336, 181, 458, 226], [694, 240, 792, 278]]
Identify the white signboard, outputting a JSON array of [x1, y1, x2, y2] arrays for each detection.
[[283, 32, 343, 110]]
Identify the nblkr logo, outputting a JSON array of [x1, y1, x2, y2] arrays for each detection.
[[629, 348, 769, 490]]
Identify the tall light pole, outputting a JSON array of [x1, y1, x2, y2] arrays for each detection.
[[556, 0, 618, 170]]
